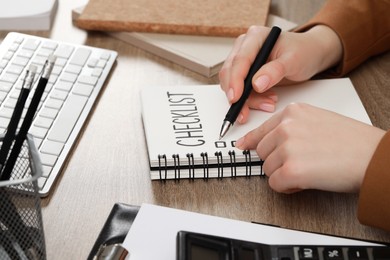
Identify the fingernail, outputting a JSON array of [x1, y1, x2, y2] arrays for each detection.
[[254, 75, 270, 92], [259, 102, 275, 112], [227, 88, 234, 102], [237, 113, 244, 123], [268, 94, 278, 102], [235, 136, 245, 149]]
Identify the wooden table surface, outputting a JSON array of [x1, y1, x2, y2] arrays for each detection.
[[1, 0, 389, 259]]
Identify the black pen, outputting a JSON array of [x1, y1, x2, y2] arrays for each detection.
[[0, 65, 37, 174], [219, 26, 281, 139], [0, 55, 56, 180]]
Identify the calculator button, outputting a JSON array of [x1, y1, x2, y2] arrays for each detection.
[[298, 247, 319, 259], [277, 247, 294, 260], [348, 248, 368, 260], [372, 247, 390, 260], [323, 247, 344, 260]]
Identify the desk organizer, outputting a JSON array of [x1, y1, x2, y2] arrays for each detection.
[[0, 135, 45, 260]]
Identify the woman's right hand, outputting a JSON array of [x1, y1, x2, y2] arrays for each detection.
[[219, 25, 343, 124]]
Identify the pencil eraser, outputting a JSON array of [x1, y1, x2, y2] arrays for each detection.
[[28, 64, 38, 73], [48, 54, 57, 63]]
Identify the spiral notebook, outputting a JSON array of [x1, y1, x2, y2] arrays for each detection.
[[141, 78, 372, 181]]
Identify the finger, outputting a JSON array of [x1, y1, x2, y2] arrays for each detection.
[[252, 58, 289, 93], [236, 104, 250, 124], [235, 110, 283, 150], [260, 142, 284, 176], [229, 26, 272, 103], [219, 34, 246, 96], [268, 167, 303, 193], [246, 90, 277, 112]]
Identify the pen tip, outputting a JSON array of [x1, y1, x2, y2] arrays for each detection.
[[219, 121, 231, 140]]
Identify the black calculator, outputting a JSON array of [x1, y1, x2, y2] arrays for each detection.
[[176, 230, 390, 260]]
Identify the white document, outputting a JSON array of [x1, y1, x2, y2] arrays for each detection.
[[123, 204, 380, 259]]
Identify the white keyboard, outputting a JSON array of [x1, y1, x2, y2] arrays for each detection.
[[0, 32, 117, 196]]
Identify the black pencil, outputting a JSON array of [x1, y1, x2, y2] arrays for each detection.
[[0, 55, 56, 181], [0, 65, 37, 175]]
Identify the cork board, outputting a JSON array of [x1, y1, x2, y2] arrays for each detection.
[[76, 0, 271, 37]]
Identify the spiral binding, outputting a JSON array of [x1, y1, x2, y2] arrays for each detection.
[[186, 153, 195, 180], [158, 154, 167, 180], [214, 151, 223, 179], [157, 150, 264, 180]]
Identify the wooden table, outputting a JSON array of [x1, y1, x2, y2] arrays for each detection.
[[2, 0, 389, 259]]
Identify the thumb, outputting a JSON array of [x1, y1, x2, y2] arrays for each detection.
[[252, 59, 288, 93]]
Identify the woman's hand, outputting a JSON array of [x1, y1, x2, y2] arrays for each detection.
[[235, 103, 385, 193], [219, 25, 343, 124]]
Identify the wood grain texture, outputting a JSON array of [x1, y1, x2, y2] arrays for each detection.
[[1, 0, 389, 259], [76, 0, 270, 37]]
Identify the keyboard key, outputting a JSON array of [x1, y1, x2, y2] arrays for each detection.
[[17, 49, 34, 59], [4, 97, 17, 108], [55, 57, 68, 67], [7, 64, 24, 75], [12, 56, 29, 66], [34, 116, 54, 128], [87, 58, 99, 68], [96, 59, 106, 68], [3, 51, 14, 60], [51, 65, 63, 76], [54, 44, 74, 59], [37, 47, 54, 57], [100, 52, 111, 60], [40, 153, 58, 167], [65, 64, 82, 75], [23, 38, 41, 50], [37, 177, 47, 189], [60, 72, 77, 83], [78, 75, 98, 86], [0, 117, 10, 128], [42, 41, 58, 50], [0, 107, 14, 118], [0, 72, 18, 84], [55, 81, 73, 92], [45, 98, 63, 110], [91, 68, 103, 77], [40, 107, 59, 119], [69, 48, 91, 66], [47, 94, 87, 143], [41, 140, 64, 156], [29, 126, 49, 139], [73, 83, 93, 97], [31, 55, 48, 66], [0, 91, 7, 102], [0, 81, 13, 92], [0, 59, 8, 68], [50, 89, 68, 100], [42, 165, 53, 178]]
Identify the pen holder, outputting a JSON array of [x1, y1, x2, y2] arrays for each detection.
[[0, 134, 46, 260]]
